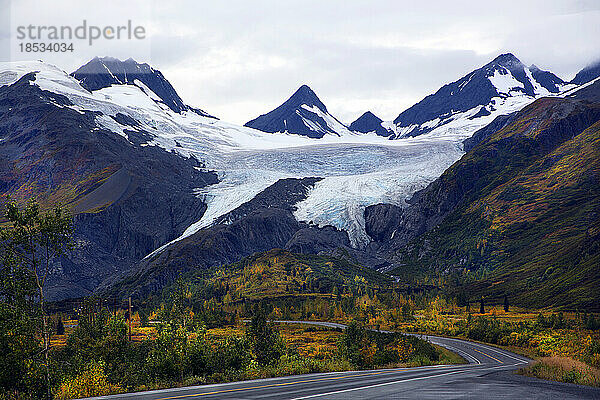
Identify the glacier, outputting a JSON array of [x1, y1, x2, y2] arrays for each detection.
[[0, 60, 570, 255], [185, 139, 463, 248]]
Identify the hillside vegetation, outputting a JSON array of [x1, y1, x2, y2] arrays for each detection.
[[390, 94, 600, 310]]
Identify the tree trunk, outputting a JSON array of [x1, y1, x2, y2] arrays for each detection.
[[37, 278, 50, 400]]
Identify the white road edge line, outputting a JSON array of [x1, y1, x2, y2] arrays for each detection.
[[431, 336, 529, 364], [430, 342, 481, 365], [290, 363, 523, 400], [289, 370, 466, 400]]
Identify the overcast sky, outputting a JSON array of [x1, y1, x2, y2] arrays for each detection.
[[2, 0, 600, 124]]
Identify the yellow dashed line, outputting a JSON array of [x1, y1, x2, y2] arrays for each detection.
[[471, 348, 503, 364], [156, 369, 403, 399], [153, 343, 502, 399]]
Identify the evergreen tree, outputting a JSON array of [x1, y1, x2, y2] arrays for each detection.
[[586, 314, 598, 330], [537, 312, 547, 328], [56, 317, 65, 335], [338, 321, 368, 368], [503, 295, 509, 312], [401, 303, 413, 321], [245, 306, 282, 365], [479, 296, 485, 314]]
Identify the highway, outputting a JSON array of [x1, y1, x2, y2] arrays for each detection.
[[85, 321, 600, 399]]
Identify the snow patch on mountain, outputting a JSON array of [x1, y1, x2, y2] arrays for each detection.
[[299, 104, 351, 136], [488, 69, 525, 95]]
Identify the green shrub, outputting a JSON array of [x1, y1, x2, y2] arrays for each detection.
[[54, 361, 121, 400]]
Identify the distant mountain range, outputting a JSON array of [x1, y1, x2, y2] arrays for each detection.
[[244, 53, 599, 141], [1, 53, 599, 308]]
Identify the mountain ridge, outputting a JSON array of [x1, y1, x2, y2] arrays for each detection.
[[71, 56, 216, 118], [571, 59, 600, 85], [391, 53, 568, 138]]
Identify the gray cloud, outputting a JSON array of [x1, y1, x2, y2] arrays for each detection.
[[3, 0, 600, 124]]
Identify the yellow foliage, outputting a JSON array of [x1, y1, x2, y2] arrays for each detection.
[[54, 361, 121, 400]]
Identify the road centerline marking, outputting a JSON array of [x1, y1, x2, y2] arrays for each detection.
[[154, 369, 404, 399], [290, 370, 467, 399], [471, 348, 503, 363]]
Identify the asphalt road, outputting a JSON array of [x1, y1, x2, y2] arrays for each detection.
[[85, 321, 600, 400]]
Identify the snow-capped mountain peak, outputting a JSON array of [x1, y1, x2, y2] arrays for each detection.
[[391, 53, 569, 139], [71, 56, 215, 117], [244, 84, 351, 138], [489, 52, 522, 69], [482, 53, 564, 97], [287, 84, 328, 110]]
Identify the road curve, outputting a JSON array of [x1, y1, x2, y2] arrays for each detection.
[[84, 321, 600, 400]]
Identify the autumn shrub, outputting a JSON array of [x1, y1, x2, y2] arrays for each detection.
[[210, 335, 252, 372], [144, 323, 209, 383], [520, 356, 600, 387], [54, 361, 121, 400], [584, 337, 600, 369]]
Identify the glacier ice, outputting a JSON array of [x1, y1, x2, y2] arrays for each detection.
[[0, 60, 568, 255]]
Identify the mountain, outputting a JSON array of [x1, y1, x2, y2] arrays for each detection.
[[1, 60, 345, 300], [571, 59, 600, 85], [0, 68, 217, 300], [392, 53, 567, 138], [364, 81, 600, 310], [244, 85, 350, 138], [71, 56, 215, 117], [3, 54, 598, 306], [348, 111, 393, 137], [100, 177, 357, 298], [0, 60, 462, 300]]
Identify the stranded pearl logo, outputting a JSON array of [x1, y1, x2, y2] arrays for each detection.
[[15, 20, 146, 53]]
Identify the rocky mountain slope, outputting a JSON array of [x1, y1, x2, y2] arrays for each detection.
[[101, 178, 353, 298], [0, 71, 217, 300], [363, 81, 600, 309]]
